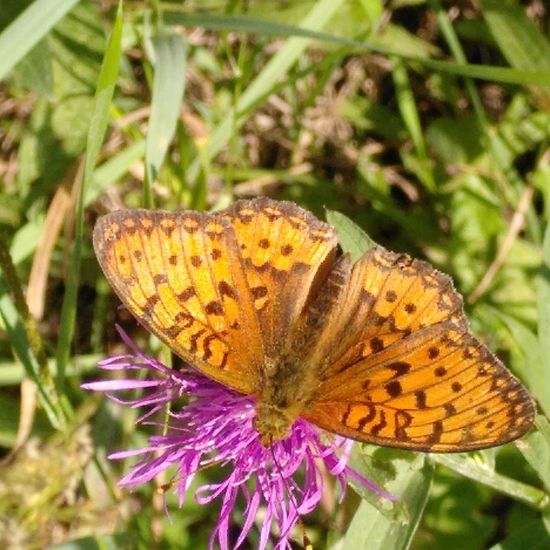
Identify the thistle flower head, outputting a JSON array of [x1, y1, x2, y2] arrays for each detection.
[[82, 328, 395, 549]]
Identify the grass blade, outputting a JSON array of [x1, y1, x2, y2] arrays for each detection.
[[144, 32, 187, 208], [165, 12, 550, 86], [0, 0, 79, 81], [182, 0, 346, 183], [56, 1, 124, 388], [391, 58, 434, 190]]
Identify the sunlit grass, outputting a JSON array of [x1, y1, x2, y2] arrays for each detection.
[[1, 1, 550, 548]]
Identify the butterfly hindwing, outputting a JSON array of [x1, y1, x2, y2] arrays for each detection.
[[303, 247, 535, 452]]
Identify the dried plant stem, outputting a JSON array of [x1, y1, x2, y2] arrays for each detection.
[[468, 185, 534, 304]]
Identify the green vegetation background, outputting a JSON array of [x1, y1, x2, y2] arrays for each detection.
[[1, 0, 550, 548]]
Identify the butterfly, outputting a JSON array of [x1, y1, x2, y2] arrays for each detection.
[[93, 198, 534, 452]]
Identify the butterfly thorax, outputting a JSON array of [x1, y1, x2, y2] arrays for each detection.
[[252, 263, 349, 447]]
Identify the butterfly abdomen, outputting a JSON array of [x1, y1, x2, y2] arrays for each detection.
[[253, 355, 319, 445]]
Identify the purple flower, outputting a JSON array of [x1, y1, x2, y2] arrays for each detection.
[[82, 327, 396, 549]]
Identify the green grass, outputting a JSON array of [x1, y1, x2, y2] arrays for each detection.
[[1, 1, 550, 548]]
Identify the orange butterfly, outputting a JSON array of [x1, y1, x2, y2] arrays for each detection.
[[93, 198, 534, 452]]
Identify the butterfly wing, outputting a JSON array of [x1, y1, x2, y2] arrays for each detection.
[[220, 198, 338, 359], [93, 208, 265, 394], [302, 247, 535, 452], [93, 199, 339, 395]]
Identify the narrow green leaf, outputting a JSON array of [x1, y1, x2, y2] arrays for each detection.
[[0, 0, 80, 81], [391, 58, 434, 190], [0, 354, 101, 387], [429, 0, 539, 240], [7, 140, 144, 271], [145, 32, 187, 207], [326, 209, 377, 262], [89, 140, 146, 204], [0, 280, 61, 429], [9, 214, 45, 265], [85, 9, 125, 187], [0, 393, 22, 447], [49, 534, 131, 550], [432, 453, 547, 509], [494, 309, 550, 418], [479, 0, 550, 106], [164, 12, 550, 86], [423, 1, 486, 139], [520, 416, 550, 493], [56, 1, 124, 386], [536, 224, 550, 367], [392, 60, 426, 157]]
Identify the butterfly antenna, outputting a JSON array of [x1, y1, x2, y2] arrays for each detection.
[[268, 437, 314, 550]]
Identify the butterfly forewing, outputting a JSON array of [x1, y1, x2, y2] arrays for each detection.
[[220, 198, 338, 358], [93, 209, 264, 394]]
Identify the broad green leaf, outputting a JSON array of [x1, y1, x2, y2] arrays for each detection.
[[0, 0, 79, 81], [432, 453, 546, 509], [342, 452, 433, 550], [326, 209, 377, 262], [13, 39, 53, 97], [479, 0, 550, 107], [425, 115, 483, 164], [489, 516, 550, 550]]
